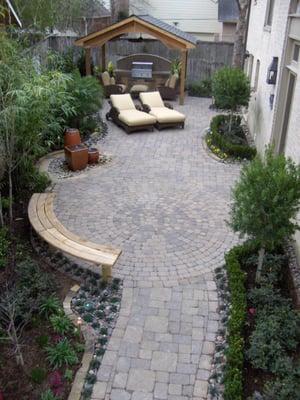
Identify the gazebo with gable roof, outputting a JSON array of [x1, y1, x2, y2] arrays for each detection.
[[75, 14, 197, 105]]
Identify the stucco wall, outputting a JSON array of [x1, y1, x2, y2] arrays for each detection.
[[246, 0, 290, 153]]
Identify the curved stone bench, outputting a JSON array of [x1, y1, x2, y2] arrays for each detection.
[[28, 193, 121, 281]]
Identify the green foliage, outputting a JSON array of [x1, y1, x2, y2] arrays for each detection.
[[212, 67, 250, 112], [249, 286, 289, 312], [207, 115, 256, 160], [223, 243, 249, 400], [39, 296, 61, 319], [1, 197, 9, 210], [36, 334, 50, 348], [229, 147, 300, 250], [13, 0, 95, 32], [64, 368, 73, 382], [263, 369, 300, 400], [74, 342, 85, 353], [0, 227, 9, 269], [50, 313, 73, 335], [15, 259, 56, 315], [170, 59, 181, 76], [30, 367, 47, 384], [66, 71, 103, 133], [107, 61, 115, 77], [188, 79, 212, 97], [40, 389, 60, 400], [247, 305, 300, 374], [46, 338, 78, 369]]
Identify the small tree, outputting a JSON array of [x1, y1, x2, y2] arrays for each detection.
[[212, 67, 250, 133], [229, 147, 300, 281]]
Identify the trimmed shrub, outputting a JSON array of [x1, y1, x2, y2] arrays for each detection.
[[188, 78, 212, 97], [223, 243, 251, 400], [207, 114, 256, 160]]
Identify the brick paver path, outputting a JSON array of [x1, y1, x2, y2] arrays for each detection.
[[54, 97, 241, 399]]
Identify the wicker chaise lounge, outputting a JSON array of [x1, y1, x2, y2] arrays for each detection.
[[139, 91, 185, 130], [106, 94, 156, 134], [101, 71, 127, 98]]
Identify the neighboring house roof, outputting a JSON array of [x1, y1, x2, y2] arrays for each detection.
[[76, 14, 197, 48], [218, 0, 239, 23], [137, 14, 198, 45], [3, 0, 22, 27]]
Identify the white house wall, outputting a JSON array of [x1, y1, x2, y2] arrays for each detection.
[[130, 0, 222, 40], [246, 0, 290, 153]]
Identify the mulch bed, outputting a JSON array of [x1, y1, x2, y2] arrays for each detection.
[[0, 207, 82, 400]]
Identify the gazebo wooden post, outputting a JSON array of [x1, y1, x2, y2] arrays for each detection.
[[85, 47, 91, 76], [101, 43, 106, 71], [179, 49, 187, 105]]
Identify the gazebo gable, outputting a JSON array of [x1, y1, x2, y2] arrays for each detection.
[[75, 15, 197, 50]]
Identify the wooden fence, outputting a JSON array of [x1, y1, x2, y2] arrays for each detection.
[[105, 39, 233, 83], [28, 36, 233, 83]]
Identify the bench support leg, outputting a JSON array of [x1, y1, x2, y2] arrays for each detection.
[[102, 265, 112, 282]]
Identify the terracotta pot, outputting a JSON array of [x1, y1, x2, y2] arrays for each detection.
[[88, 148, 100, 164], [64, 128, 81, 147], [64, 144, 88, 171]]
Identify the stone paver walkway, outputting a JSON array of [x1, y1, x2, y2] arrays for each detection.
[[54, 97, 241, 399]]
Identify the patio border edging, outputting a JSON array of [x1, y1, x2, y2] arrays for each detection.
[[64, 285, 97, 400]]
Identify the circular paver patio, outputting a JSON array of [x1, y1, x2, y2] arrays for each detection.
[[54, 97, 240, 286], [53, 97, 241, 399]]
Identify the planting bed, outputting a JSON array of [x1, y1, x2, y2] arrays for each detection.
[[219, 242, 300, 400]]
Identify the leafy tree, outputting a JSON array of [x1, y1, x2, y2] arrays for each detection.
[[212, 67, 250, 133], [0, 34, 70, 223], [229, 147, 300, 281]]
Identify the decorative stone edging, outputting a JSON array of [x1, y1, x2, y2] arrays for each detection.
[[63, 285, 97, 400], [208, 266, 229, 400]]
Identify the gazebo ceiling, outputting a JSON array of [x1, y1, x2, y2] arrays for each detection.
[[75, 14, 197, 50]]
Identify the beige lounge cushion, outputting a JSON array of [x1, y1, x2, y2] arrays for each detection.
[[149, 107, 185, 124], [169, 74, 178, 89], [130, 84, 149, 92], [140, 91, 165, 108], [101, 71, 111, 86], [165, 78, 170, 87], [110, 76, 116, 84], [110, 94, 136, 111], [118, 110, 156, 126]]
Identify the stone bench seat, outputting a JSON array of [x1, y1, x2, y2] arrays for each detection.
[[28, 193, 121, 280]]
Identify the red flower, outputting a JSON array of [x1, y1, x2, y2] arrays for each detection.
[[49, 371, 63, 388]]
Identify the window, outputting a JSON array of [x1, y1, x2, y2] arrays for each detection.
[[292, 43, 300, 62], [254, 60, 260, 91], [265, 0, 275, 27], [247, 54, 254, 81]]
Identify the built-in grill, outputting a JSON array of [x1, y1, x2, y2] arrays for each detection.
[[131, 61, 153, 79]]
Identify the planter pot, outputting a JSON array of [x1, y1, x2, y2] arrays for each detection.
[[64, 128, 81, 147], [88, 148, 100, 164], [64, 144, 88, 171]]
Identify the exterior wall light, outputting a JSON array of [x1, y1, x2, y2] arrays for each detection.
[[267, 57, 278, 84]]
